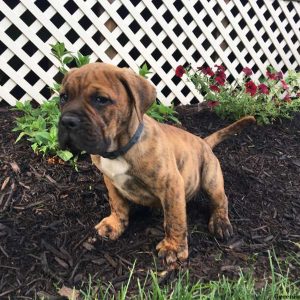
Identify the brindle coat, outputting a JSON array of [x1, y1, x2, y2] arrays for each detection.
[[58, 63, 255, 266]]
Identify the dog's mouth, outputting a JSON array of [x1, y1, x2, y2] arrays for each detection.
[[58, 137, 81, 155], [58, 131, 111, 155], [58, 116, 111, 155]]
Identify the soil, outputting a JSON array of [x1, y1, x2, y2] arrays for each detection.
[[0, 104, 300, 298]]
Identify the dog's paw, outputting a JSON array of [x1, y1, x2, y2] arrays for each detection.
[[208, 212, 233, 240], [156, 238, 188, 268], [95, 215, 127, 240]]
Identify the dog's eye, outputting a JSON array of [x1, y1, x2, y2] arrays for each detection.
[[93, 96, 112, 106], [60, 93, 68, 105]]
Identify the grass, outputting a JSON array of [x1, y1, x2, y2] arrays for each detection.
[[59, 251, 300, 300]]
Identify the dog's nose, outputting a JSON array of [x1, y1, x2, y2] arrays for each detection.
[[61, 114, 81, 130]]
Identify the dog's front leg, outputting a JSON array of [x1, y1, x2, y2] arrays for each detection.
[[156, 176, 188, 266], [95, 175, 130, 240]]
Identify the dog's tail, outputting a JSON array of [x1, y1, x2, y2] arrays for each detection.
[[204, 116, 256, 149]]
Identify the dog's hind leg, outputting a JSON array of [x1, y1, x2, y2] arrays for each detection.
[[95, 175, 130, 240], [201, 154, 233, 240]]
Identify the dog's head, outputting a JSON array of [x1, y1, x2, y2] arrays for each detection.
[[58, 63, 156, 155]]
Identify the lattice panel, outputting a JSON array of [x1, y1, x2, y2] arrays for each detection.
[[0, 0, 299, 106]]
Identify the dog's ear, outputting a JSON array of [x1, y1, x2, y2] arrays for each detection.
[[120, 69, 157, 122]]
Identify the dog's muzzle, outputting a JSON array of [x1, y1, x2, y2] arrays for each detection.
[[58, 112, 81, 153], [58, 112, 111, 155]]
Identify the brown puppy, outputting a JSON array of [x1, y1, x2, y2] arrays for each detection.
[[58, 63, 255, 266]]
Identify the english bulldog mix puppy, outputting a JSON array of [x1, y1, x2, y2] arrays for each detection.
[[58, 63, 255, 266]]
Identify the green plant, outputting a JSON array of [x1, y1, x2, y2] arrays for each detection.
[[12, 98, 74, 162], [50, 42, 90, 76], [139, 63, 153, 78], [147, 101, 180, 124], [176, 65, 300, 124]]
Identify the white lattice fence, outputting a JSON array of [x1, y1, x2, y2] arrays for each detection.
[[0, 0, 299, 106]]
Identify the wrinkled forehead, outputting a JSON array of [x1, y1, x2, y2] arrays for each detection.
[[62, 64, 123, 100]]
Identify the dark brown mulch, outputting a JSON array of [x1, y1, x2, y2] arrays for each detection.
[[0, 104, 299, 298]]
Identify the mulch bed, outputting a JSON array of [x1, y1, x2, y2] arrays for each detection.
[[0, 104, 300, 298]]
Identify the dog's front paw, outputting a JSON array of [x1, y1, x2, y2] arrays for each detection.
[[95, 215, 127, 240], [208, 212, 233, 240], [156, 238, 188, 268]]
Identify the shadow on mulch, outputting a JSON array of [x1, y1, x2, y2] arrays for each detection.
[[0, 104, 299, 298]]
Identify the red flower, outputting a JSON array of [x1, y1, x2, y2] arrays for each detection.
[[215, 64, 226, 72], [281, 80, 289, 90], [242, 67, 253, 76], [245, 81, 257, 96], [175, 65, 185, 78], [266, 70, 276, 80], [210, 85, 220, 93], [207, 101, 220, 108], [258, 83, 269, 95], [215, 76, 225, 86], [201, 67, 215, 77], [275, 71, 283, 80], [283, 94, 291, 103], [218, 71, 226, 79]]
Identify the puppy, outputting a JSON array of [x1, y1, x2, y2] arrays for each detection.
[[58, 63, 255, 266]]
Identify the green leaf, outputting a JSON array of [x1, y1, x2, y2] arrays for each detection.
[[49, 126, 58, 140], [139, 63, 152, 78], [15, 132, 27, 143], [266, 65, 276, 73], [50, 83, 62, 94], [58, 42, 66, 57], [158, 105, 169, 114], [50, 95, 60, 103], [40, 145, 49, 154], [168, 115, 181, 124], [31, 143, 39, 153], [59, 66, 68, 75], [63, 56, 74, 65], [15, 101, 25, 110], [35, 131, 50, 142], [74, 52, 90, 67], [57, 150, 73, 161], [50, 42, 65, 60]]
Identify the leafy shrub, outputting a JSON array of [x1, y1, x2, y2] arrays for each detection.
[[176, 65, 300, 124], [12, 98, 73, 162], [147, 102, 180, 124], [13, 43, 179, 162]]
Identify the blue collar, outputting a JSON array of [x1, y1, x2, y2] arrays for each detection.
[[101, 122, 144, 159]]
